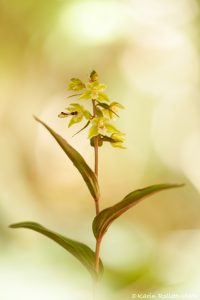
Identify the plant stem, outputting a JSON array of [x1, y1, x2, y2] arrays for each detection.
[[92, 99, 101, 279], [93, 238, 102, 300], [95, 238, 101, 274], [92, 100, 100, 215]]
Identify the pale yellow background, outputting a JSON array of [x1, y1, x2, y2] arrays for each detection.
[[0, 1, 200, 299]]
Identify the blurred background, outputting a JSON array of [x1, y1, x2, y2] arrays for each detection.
[[1, 0, 200, 299]]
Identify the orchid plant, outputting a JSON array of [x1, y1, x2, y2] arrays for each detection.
[[10, 71, 183, 296]]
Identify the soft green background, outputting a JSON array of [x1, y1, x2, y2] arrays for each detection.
[[1, 1, 200, 299]]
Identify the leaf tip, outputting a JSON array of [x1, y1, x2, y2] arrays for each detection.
[[9, 222, 23, 229], [9, 223, 16, 228], [171, 183, 185, 188], [33, 115, 40, 123]]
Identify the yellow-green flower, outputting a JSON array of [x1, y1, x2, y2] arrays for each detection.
[[59, 70, 126, 148], [59, 103, 91, 128], [110, 133, 126, 149], [88, 117, 120, 139]]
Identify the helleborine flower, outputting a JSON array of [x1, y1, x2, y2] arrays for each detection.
[[88, 117, 120, 139], [110, 132, 126, 149], [58, 103, 91, 128], [60, 70, 125, 147], [79, 83, 109, 102], [99, 101, 124, 119], [68, 78, 86, 91]]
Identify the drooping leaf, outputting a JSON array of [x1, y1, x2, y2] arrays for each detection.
[[93, 184, 184, 240], [10, 222, 103, 279], [34, 116, 99, 200]]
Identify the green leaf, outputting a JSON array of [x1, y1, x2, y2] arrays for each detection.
[[34, 116, 99, 200], [10, 222, 103, 279], [93, 184, 184, 240]]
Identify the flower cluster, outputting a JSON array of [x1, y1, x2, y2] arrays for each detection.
[[58, 71, 125, 148]]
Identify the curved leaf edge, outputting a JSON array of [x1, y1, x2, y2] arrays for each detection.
[[9, 221, 104, 280], [93, 183, 184, 240], [33, 116, 100, 201]]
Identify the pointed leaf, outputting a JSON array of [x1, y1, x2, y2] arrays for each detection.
[[10, 222, 103, 279], [93, 184, 184, 240], [34, 116, 99, 200]]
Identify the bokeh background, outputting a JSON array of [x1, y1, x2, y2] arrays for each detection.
[[1, 0, 200, 299]]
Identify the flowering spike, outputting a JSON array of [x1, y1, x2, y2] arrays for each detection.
[[59, 71, 125, 148]]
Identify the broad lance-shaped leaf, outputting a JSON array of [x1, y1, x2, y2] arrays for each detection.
[[34, 116, 99, 200], [93, 183, 184, 240], [10, 222, 103, 279]]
